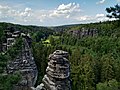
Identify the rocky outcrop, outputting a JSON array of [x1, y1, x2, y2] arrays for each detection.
[[68, 27, 98, 38], [2, 30, 21, 52], [32, 50, 71, 90], [7, 38, 38, 90]]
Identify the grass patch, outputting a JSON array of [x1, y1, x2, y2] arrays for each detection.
[[44, 39, 50, 43], [42, 35, 60, 46], [52, 35, 60, 39], [42, 39, 51, 46]]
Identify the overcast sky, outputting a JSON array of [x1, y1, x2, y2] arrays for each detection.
[[0, 0, 119, 26]]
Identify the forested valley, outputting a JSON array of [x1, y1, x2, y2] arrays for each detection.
[[32, 20, 120, 90], [0, 19, 120, 90]]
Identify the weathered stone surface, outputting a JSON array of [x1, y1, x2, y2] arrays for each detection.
[[32, 50, 71, 90], [2, 30, 21, 52], [1, 30, 38, 89], [68, 27, 98, 38], [7, 37, 38, 90]]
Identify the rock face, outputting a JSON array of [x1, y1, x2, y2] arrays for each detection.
[[33, 50, 71, 90], [68, 27, 98, 38], [2, 30, 21, 52], [7, 37, 38, 90]]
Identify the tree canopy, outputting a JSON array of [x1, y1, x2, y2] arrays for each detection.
[[106, 4, 120, 20]]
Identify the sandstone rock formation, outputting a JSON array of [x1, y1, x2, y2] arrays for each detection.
[[7, 37, 38, 90], [32, 50, 71, 90], [68, 27, 98, 38], [2, 30, 21, 52]]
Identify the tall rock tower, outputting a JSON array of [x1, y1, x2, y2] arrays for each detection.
[[32, 50, 71, 90]]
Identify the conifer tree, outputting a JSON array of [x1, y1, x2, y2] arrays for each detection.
[[106, 4, 120, 20]]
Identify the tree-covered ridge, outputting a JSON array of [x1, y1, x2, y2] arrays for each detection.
[[31, 20, 120, 90], [0, 22, 54, 43], [0, 18, 120, 90]]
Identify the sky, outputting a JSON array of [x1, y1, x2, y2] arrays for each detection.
[[0, 0, 120, 26]]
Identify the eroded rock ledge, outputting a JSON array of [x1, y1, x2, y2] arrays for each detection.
[[32, 50, 71, 90]]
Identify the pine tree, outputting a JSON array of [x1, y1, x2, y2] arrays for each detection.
[[106, 4, 120, 20], [100, 54, 115, 82]]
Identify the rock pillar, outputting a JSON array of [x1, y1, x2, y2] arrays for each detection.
[[33, 50, 71, 90]]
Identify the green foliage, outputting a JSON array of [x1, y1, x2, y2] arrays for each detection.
[[31, 20, 120, 90], [0, 27, 5, 52], [0, 37, 23, 90], [0, 54, 9, 73], [0, 72, 21, 90], [97, 79, 119, 90], [0, 18, 120, 90], [71, 53, 95, 90], [100, 54, 115, 82], [6, 37, 23, 59], [32, 42, 48, 85], [106, 4, 120, 20], [48, 36, 54, 45]]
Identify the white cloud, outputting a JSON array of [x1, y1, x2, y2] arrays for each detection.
[[96, 0, 105, 4], [0, 3, 114, 26], [75, 13, 109, 23], [0, 5, 32, 22], [75, 15, 91, 21], [66, 15, 70, 18], [95, 14, 108, 21], [117, 0, 120, 2], [0, 5, 9, 12], [0, 5, 10, 19], [32, 10, 51, 23], [96, 14, 105, 18], [49, 3, 80, 18]]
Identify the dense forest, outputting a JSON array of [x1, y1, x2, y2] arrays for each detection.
[[31, 20, 120, 90], [0, 19, 120, 90]]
